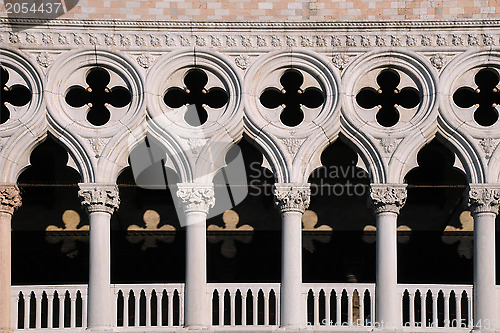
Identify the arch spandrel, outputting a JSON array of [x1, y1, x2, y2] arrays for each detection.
[[243, 50, 341, 183]]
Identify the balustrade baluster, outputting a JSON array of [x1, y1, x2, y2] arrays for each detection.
[[313, 291, 319, 326], [467, 296, 472, 328], [167, 292, 173, 327], [218, 291, 224, 326], [230, 291, 235, 326], [157, 291, 162, 327], [24, 294, 30, 329], [35, 294, 42, 329], [146, 291, 152, 327], [433, 293, 438, 327], [123, 292, 129, 328], [409, 293, 414, 327], [71, 293, 77, 328], [264, 296, 269, 326], [82, 291, 87, 328], [444, 294, 450, 327], [241, 295, 247, 326], [179, 291, 184, 326], [456, 294, 462, 328], [421, 293, 426, 327], [336, 292, 341, 326], [134, 290, 140, 326], [325, 291, 330, 326], [252, 293, 258, 325], [47, 294, 53, 328]]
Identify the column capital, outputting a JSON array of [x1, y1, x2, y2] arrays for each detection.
[[369, 183, 407, 214], [78, 184, 120, 215], [468, 184, 500, 215], [176, 183, 215, 214], [0, 185, 21, 215], [273, 183, 310, 214]]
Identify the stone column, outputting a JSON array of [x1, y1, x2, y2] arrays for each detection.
[[78, 184, 120, 331], [0, 186, 21, 333], [369, 184, 407, 330], [176, 184, 215, 329], [273, 183, 310, 329], [468, 185, 500, 332]]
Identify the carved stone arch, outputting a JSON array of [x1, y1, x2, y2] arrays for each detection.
[[243, 49, 341, 183], [390, 128, 478, 184], [340, 121, 386, 184], [146, 48, 243, 183], [0, 46, 46, 183], [241, 125, 288, 182], [439, 49, 500, 183], [45, 47, 146, 183]]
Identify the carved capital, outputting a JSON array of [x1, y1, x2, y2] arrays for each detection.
[[176, 183, 215, 214], [78, 184, 120, 215], [468, 184, 500, 215], [369, 184, 407, 214], [0, 185, 22, 215], [273, 183, 311, 214]]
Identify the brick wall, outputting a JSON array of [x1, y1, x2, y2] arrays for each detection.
[[0, 0, 499, 21]]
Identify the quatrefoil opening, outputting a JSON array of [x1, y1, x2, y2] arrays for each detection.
[[1, 66, 32, 125], [259, 69, 325, 127], [163, 68, 229, 127], [65, 67, 131, 126], [453, 68, 500, 127], [356, 69, 420, 127]]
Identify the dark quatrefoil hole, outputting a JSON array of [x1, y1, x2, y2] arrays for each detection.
[[1, 66, 32, 125], [65, 67, 132, 127], [259, 69, 325, 127], [453, 68, 500, 127], [355, 68, 420, 127], [163, 68, 229, 127]]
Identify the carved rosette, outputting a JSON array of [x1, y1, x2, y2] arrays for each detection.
[[0, 185, 22, 215], [176, 184, 215, 214], [369, 184, 407, 214], [273, 183, 311, 214], [78, 184, 120, 215], [468, 185, 500, 214]]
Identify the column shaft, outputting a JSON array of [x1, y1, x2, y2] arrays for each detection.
[[87, 211, 112, 329], [473, 211, 497, 329], [0, 212, 12, 333], [0, 186, 21, 333], [468, 185, 500, 332], [375, 211, 399, 329], [281, 210, 303, 327], [176, 184, 215, 329], [273, 183, 310, 329], [185, 211, 208, 327], [369, 184, 406, 331], [78, 184, 119, 332]]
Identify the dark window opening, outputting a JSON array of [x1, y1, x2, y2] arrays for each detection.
[[0, 66, 32, 124]]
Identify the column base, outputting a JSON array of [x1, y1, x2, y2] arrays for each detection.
[[185, 325, 213, 331], [85, 326, 114, 333]]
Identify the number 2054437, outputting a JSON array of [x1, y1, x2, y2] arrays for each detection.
[[5, 2, 64, 14]]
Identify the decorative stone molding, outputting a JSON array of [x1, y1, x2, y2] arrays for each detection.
[[468, 184, 500, 215], [176, 184, 215, 214], [78, 184, 120, 215], [369, 184, 407, 214], [0, 185, 22, 215], [273, 183, 311, 214]]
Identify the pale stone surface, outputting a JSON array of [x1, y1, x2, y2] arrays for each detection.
[[0, 185, 20, 333]]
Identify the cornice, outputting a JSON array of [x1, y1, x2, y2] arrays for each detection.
[[1, 17, 500, 31]]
